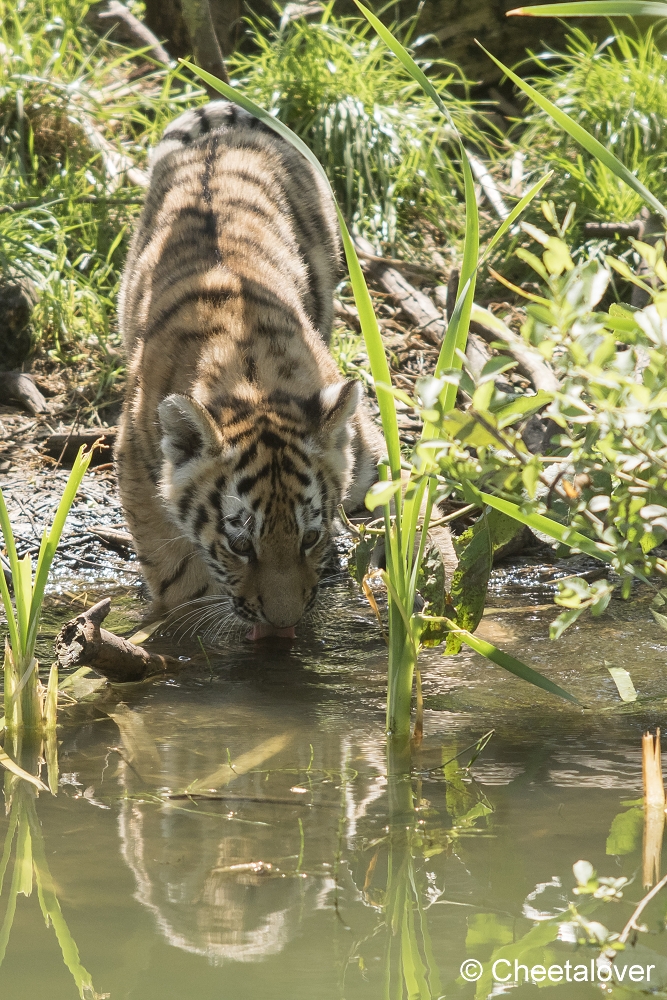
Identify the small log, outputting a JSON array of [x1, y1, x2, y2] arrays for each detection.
[[0, 371, 49, 415], [55, 598, 176, 683], [43, 427, 116, 465], [85, 1, 171, 65], [89, 527, 134, 553], [355, 236, 445, 346]]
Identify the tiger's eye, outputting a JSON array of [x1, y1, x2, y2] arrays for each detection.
[[229, 535, 253, 555], [303, 529, 320, 548]]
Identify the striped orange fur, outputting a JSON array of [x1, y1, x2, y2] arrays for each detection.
[[116, 102, 383, 631]]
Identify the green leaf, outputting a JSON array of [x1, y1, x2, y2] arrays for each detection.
[[607, 665, 638, 703], [0, 749, 50, 792], [481, 172, 553, 262], [478, 44, 667, 221], [509, 2, 667, 15], [463, 482, 615, 564], [365, 479, 402, 511], [651, 607, 667, 632], [445, 509, 524, 654], [550, 608, 582, 639], [495, 390, 555, 428], [27, 445, 92, 658], [478, 356, 517, 383], [522, 459, 541, 500], [351, 3, 479, 423], [443, 618, 581, 704], [606, 807, 643, 856]]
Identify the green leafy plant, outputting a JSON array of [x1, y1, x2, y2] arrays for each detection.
[[512, 22, 667, 239], [0, 446, 92, 755]]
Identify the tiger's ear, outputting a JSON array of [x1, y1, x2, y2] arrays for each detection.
[[317, 380, 360, 447], [158, 394, 221, 466]]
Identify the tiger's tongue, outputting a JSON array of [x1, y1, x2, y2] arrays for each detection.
[[246, 623, 297, 641]]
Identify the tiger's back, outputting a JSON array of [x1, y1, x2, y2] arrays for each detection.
[[117, 102, 382, 631]]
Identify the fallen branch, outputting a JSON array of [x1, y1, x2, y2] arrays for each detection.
[[55, 598, 176, 683], [0, 372, 49, 415], [355, 236, 445, 347], [470, 304, 559, 394], [467, 150, 511, 222], [79, 117, 149, 192], [353, 244, 442, 277], [43, 427, 116, 465], [86, 1, 171, 65]]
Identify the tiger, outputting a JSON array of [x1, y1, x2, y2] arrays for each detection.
[[116, 101, 383, 639]]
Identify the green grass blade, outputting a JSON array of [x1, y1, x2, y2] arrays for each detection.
[[464, 483, 614, 563], [509, 2, 667, 14], [481, 172, 553, 262], [437, 151, 478, 416], [0, 491, 20, 586], [354, 2, 453, 123], [443, 617, 581, 705], [479, 43, 667, 221], [0, 493, 23, 653], [338, 214, 402, 479], [0, 559, 19, 657], [15, 555, 32, 652], [27, 446, 92, 654], [349, 6, 484, 421], [0, 806, 19, 897], [180, 61, 402, 481]]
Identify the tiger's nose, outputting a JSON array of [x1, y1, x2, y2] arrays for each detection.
[[261, 581, 306, 628]]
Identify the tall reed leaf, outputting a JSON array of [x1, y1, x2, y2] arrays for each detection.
[[478, 43, 667, 221], [509, 2, 667, 13], [442, 620, 582, 705], [464, 484, 615, 563]]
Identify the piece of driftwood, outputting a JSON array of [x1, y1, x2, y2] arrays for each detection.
[[355, 236, 445, 347], [0, 371, 49, 415], [43, 427, 116, 465], [56, 598, 176, 683], [86, 1, 171, 64]]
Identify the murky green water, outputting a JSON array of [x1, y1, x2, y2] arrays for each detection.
[[4, 568, 667, 999]]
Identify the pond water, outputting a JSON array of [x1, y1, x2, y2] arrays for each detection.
[[3, 564, 667, 1000]]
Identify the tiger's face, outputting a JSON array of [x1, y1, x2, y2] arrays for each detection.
[[158, 383, 360, 633]]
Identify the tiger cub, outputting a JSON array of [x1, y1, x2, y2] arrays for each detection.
[[116, 102, 383, 636]]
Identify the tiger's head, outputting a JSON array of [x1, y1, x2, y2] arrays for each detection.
[[157, 383, 361, 635]]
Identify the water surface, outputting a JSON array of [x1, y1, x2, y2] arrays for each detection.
[[2, 568, 667, 999]]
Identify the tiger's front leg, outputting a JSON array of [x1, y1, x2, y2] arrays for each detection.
[[116, 435, 214, 614]]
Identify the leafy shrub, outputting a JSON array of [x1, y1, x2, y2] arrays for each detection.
[[518, 26, 667, 229]]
